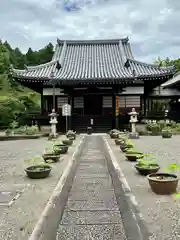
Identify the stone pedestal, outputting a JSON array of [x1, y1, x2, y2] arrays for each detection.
[[128, 108, 139, 139]]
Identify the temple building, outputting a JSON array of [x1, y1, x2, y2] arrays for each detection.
[[11, 37, 177, 132]]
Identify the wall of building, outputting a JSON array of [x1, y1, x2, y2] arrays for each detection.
[[118, 96, 140, 113], [42, 86, 143, 114]]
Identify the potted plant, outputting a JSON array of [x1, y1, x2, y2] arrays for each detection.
[[87, 126, 92, 135], [48, 133, 58, 140], [115, 133, 127, 144], [161, 127, 172, 138], [62, 138, 73, 146], [147, 163, 179, 195], [125, 150, 144, 161], [24, 157, 52, 179], [66, 130, 76, 140], [120, 139, 134, 152], [52, 141, 69, 154], [5, 129, 12, 136], [146, 122, 161, 136], [135, 154, 160, 175], [42, 146, 60, 163], [109, 129, 119, 138], [115, 138, 125, 145], [118, 133, 127, 139]]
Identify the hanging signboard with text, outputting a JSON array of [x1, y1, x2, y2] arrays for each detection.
[[62, 103, 71, 116]]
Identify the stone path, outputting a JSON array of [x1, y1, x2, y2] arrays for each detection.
[[56, 136, 126, 239]]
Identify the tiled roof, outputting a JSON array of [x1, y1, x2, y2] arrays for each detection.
[[149, 86, 180, 97], [11, 37, 175, 83], [161, 72, 180, 87]]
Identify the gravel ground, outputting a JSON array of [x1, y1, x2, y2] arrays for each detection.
[[107, 135, 180, 240], [0, 135, 81, 240]]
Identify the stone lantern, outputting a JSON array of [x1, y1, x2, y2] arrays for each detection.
[[128, 107, 139, 139], [49, 109, 58, 138]]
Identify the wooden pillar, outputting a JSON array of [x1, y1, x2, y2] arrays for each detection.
[[115, 95, 119, 129], [68, 94, 74, 130], [143, 82, 147, 117], [68, 88, 74, 130], [40, 90, 44, 115], [143, 97, 146, 116], [52, 84, 56, 110], [112, 91, 116, 129]]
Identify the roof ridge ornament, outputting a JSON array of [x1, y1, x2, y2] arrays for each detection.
[[56, 60, 61, 70], [57, 38, 63, 45], [50, 70, 55, 79], [132, 69, 136, 77], [24, 64, 28, 70]]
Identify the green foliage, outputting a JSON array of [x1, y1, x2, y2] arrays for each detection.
[[0, 96, 25, 128], [44, 141, 60, 155], [137, 154, 156, 166], [162, 126, 173, 133], [25, 43, 54, 66], [24, 157, 50, 167], [125, 139, 134, 147], [5, 125, 39, 136], [0, 42, 10, 74], [146, 122, 162, 134], [0, 39, 54, 128], [146, 120, 180, 134], [154, 56, 180, 72], [66, 130, 76, 136]]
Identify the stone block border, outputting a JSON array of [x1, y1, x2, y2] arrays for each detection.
[[0, 133, 49, 141], [103, 136, 151, 240]]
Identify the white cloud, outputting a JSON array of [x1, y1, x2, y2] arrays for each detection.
[[0, 0, 179, 63]]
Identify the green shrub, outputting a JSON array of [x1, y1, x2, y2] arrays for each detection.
[[5, 124, 39, 135], [0, 96, 25, 128], [146, 122, 162, 134], [25, 125, 39, 135]]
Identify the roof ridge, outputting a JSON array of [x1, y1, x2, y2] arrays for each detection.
[[58, 41, 67, 67], [52, 44, 59, 60], [11, 68, 26, 73], [161, 71, 180, 87], [118, 40, 127, 65], [127, 58, 175, 70], [173, 71, 180, 77], [56, 37, 129, 45], [25, 60, 58, 71]]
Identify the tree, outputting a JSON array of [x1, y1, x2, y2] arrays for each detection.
[[13, 47, 26, 69], [26, 47, 36, 65], [0, 42, 10, 74]]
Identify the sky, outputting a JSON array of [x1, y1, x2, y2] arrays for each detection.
[[0, 0, 179, 63]]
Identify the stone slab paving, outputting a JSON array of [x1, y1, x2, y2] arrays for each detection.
[[56, 136, 127, 240], [107, 135, 180, 240], [0, 135, 81, 240]]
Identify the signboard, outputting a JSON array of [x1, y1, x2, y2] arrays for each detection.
[[62, 104, 71, 116], [116, 96, 119, 116]]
